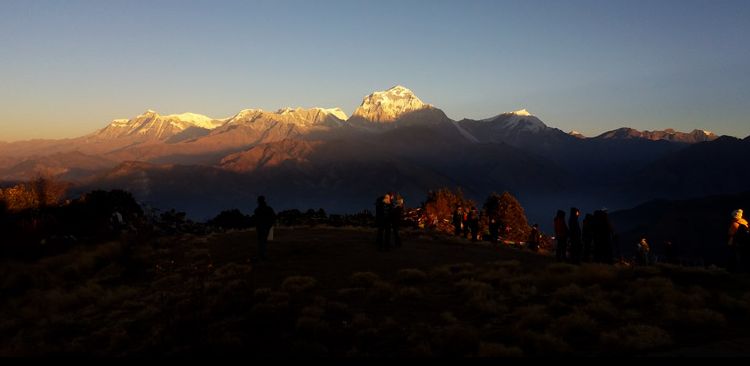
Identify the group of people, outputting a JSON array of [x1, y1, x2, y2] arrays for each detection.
[[252, 195, 750, 272], [552, 208, 616, 264], [452, 206, 485, 242], [375, 192, 404, 251], [452, 206, 513, 243]]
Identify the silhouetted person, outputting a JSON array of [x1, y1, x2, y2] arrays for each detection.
[[528, 224, 541, 252], [581, 213, 594, 262], [636, 237, 651, 265], [375, 195, 386, 247], [254, 196, 276, 261], [568, 207, 582, 264], [728, 209, 749, 273], [488, 217, 500, 244], [468, 207, 480, 241], [391, 195, 404, 248], [462, 208, 470, 239], [554, 210, 569, 261], [592, 210, 615, 264], [376, 193, 393, 251], [453, 207, 464, 236]]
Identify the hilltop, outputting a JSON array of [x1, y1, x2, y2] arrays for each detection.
[[2, 226, 749, 356]]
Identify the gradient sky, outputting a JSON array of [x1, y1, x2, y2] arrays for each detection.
[[1, 0, 749, 141]]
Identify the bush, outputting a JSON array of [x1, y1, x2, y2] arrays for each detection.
[[431, 324, 480, 357], [482, 192, 531, 242], [397, 269, 428, 285], [208, 209, 252, 229], [281, 276, 318, 294], [548, 311, 599, 347], [478, 342, 524, 357], [601, 324, 673, 352], [350, 272, 380, 288]]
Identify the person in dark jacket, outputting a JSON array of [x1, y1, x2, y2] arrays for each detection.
[[528, 224, 541, 252], [554, 210, 569, 261], [568, 207, 582, 264], [593, 210, 615, 264], [376, 193, 392, 251], [468, 207, 480, 241], [391, 195, 404, 248], [254, 196, 276, 261], [488, 217, 500, 244], [375, 195, 386, 248], [581, 213, 594, 262], [462, 208, 470, 239], [453, 207, 464, 236]]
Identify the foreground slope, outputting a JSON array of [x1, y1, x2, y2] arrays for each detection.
[[2, 227, 749, 356]]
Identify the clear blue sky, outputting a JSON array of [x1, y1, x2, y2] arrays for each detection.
[[1, 0, 748, 141]]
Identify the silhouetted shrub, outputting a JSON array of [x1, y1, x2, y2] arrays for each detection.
[[281, 276, 318, 294], [601, 324, 673, 352], [422, 187, 475, 232], [431, 324, 480, 357], [479, 342, 524, 357], [208, 209, 252, 229], [350, 272, 380, 288], [397, 269, 427, 285], [483, 191, 532, 242]]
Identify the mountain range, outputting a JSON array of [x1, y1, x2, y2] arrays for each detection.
[[0, 85, 745, 227]]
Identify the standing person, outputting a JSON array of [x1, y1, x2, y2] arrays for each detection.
[[378, 193, 393, 251], [568, 207, 582, 264], [636, 237, 651, 265], [593, 210, 615, 264], [391, 195, 404, 248], [462, 208, 470, 239], [488, 217, 500, 244], [581, 214, 594, 262], [375, 194, 386, 248], [453, 206, 464, 236], [528, 224, 541, 252], [254, 196, 276, 262], [728, 209, 749, 273], [469, 207, 480, 241], [554, 210, 569, 262]]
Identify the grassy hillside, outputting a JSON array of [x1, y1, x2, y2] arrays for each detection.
[[1, 227, 749, 356]]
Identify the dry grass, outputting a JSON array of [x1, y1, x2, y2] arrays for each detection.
[[2, 227, 750, 356]]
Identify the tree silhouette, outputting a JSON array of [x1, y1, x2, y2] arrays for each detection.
[[423, 187, 475, 232], [483, 191, 530, 242]]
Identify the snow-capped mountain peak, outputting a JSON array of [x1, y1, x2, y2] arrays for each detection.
[[512, 108, 532, 116], [595, 127, 719, 143], [163, 112, 220, 130], [277, 107, 348, 121], [94, 110, 226, 140], [351, 85, 433, 123]]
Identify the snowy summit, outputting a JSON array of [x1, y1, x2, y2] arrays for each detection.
[[351, 85, 433, 123]]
